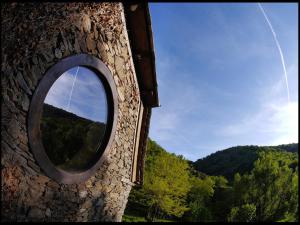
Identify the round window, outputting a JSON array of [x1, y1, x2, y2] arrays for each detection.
[[28, 54, 118, 184], [41, 66, 108, 171]]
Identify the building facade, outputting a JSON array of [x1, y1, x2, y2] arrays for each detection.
[[1, 2, 158, 222]]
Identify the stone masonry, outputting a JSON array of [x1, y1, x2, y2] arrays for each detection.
[[1, 3, 141, 222]]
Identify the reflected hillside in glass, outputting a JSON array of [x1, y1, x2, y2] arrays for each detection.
[[41, 66, 108, 171]]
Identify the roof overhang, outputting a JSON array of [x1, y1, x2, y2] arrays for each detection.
[[123, 2, 159, 108]]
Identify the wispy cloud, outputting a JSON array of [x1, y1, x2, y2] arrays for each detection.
[[66, 66, 80, 111], [217, 101, 298, 138], [258, 3, 290, 102], [216, 73, 298, 146], [44, 66, 107, 122]]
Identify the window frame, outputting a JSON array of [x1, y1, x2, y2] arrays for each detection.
[[28, 54, 118, 184]]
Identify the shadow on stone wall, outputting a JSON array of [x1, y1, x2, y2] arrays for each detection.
[[1, 2, 137, 222]]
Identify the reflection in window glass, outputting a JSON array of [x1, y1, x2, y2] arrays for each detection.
[[41, 66, 108, 171]]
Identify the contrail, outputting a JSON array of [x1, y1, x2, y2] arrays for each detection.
[[66, 66, 80, 111], [258, 3, 290, 103]]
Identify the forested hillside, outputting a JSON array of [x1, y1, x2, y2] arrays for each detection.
[[41, 104, 106, 170], [123, 140, 298, 222], [193, 144, 298, 181]]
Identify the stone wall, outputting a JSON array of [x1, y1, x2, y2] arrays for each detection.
[[1, 3, 141, 222]]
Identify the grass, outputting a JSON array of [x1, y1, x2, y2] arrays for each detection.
[[122, 214, 147, 222], [122, 214, 176, 222]]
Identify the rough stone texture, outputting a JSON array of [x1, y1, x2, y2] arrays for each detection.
[[1, 3, 141, 222]]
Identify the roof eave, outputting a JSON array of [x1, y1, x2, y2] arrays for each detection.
[[123, 2, 159, 108]]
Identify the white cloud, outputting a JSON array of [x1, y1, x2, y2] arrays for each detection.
[[44, 66, 107, 122], [217, 97, 298, 146], [215, 62, 298, 146], [268, 101, 298, 145]]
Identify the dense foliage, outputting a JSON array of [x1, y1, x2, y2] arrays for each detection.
[[123, 140, 298, 222], [193, 144, 298, 181], [230, 151, 298, 222], [126, 139, 191, 221], [41, 104, 106, 170]]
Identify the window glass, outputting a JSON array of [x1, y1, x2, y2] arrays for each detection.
[[41, 66, 108, 171]]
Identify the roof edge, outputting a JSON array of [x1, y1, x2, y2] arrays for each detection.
[[123, 2, 159, 108]]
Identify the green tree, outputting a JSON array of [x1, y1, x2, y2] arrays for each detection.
[[186, 176, 215, 221], [209, 176, 233, 221], [230, 151, 298, 222], [128, 139, 192, 221], [228, 204, 256, 222]]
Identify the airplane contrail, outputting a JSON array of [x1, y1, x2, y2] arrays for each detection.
[[67, 66, 80, 111], [258, 3, 290, 103]]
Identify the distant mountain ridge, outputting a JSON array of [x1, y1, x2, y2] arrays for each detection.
[[43, 103, 95, 123], [193, 143, 298, 181]]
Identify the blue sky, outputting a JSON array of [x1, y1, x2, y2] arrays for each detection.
[[44, 66, 108, 123], [148, 3, 298, 161]]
